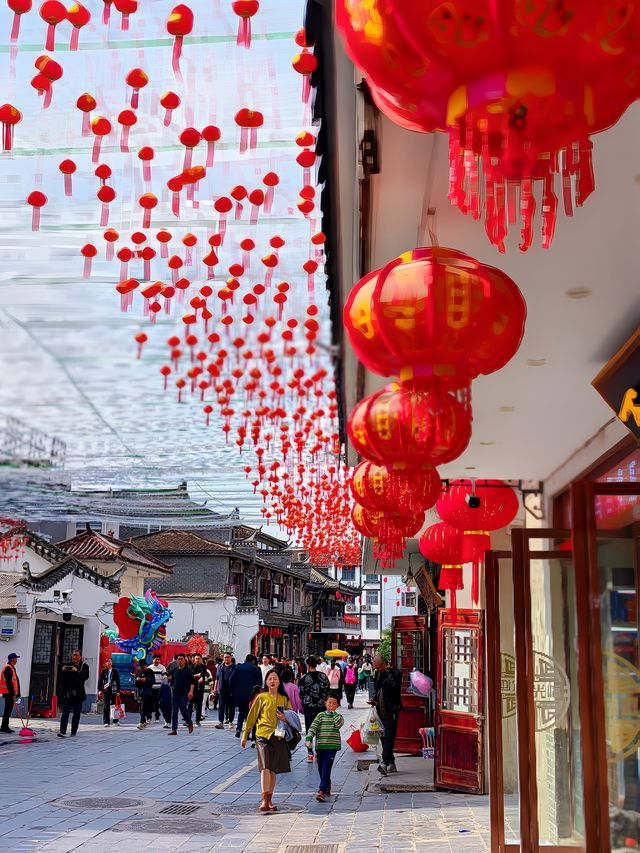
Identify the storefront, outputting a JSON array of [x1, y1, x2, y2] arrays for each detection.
[[485, 441, 639, 852]]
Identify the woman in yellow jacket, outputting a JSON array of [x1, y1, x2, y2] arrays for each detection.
[[241, 668, 291, 812]]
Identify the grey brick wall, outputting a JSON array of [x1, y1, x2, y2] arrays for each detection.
[[144, 555, 229, 594]]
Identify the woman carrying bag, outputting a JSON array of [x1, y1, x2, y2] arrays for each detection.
[[327, 659, 344, 702], [241, 669, 291, 813], [343, 657, 358, 709]]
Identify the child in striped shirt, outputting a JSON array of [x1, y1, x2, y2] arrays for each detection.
[[304, 691, 344, 802]]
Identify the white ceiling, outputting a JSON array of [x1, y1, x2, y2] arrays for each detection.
[[341, 88, 640, 483]]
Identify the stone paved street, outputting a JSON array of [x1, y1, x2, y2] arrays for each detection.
[[0, 697, 489, 852]]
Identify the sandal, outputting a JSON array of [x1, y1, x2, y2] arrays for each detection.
[[259, 793, 270, 813]]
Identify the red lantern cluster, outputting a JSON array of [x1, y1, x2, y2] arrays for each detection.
[[344, 247, 525, 567], [336, 2, 640, 251], [0, 517, 27, 562]]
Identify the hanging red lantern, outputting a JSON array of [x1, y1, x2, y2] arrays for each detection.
[[234, 108, 263, 154], [76, 92, 96, 136], [262, 171, 279, 212], [58, 158, 76, 196], [351, 460, 441, 513], [97, 184, 116, 226], [103, 227, 119, 260], [126, 68, 148, 109], [347, 383, 471, 469], [166, 4, 193, 77], [336, 3, 640, 251], [8, 0, 31, 43], [139, 192, 158, 229], [66, 2, 90, 50], [232, 0, 258, 48], [117, 109, 137, 152], [90, 116, 111, 163], [137, 146, 154, 183], [344, 247, 526, 391], [202, 124, 220, 167], [160, 91, 180, 126], [27, 190, 47, 231], [292, 49, 318, 104], [113, 0, 136, 30], [80, 243, 97, 277], [179, 126, 201, 170], [436, 479, 519, 605], [0, 103, 22, 151], [39, 0, 66, 51], [419, 522, 466, 615]]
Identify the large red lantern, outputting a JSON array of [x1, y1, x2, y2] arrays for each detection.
[[344, 247, 526, 390], [232, 0, 258, 48], [350, 460, 441, 513], [235, 108, 263, 153], [39, 0, 66, 51], [167, 4, 194, 77], [347, 383, 471, 469], [336, 2, 640, 251], [419, 521, 465, 614], [0, 103, 21, 151], [437, 479, 519, 604]]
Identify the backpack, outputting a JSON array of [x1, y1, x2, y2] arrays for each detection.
[[345, 666, 356, 684]]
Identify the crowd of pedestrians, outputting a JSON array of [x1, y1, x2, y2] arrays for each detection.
[[3, 647, 402, 812]]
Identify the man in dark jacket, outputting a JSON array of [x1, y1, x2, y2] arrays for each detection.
[[298, 656, 330, 762], [191, 653, 209, 725], [214, 652, 236, 729], [370, 654, 403, 775], [0, 652, 21, 734], [135, 660, 156, 729], [98, 658, 121, 727], [230, 654, 262, 738], [58, 649, 90, 738], [167, 653, 194, 735]]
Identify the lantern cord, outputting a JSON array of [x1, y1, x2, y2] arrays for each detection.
[[1, 308, 138, 457], [417, 133, 440, 247]]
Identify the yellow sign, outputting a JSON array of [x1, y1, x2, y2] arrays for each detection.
[[618, 388, 640, 428]]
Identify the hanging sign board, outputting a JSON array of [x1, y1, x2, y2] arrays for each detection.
[[592, 330, 640, 441]]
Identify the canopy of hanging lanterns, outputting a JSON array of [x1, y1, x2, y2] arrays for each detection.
[[336, 1, 640, 251], [0, 2, 360, 565]]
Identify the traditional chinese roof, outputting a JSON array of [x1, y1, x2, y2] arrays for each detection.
[[259, 611, 311, 629], [131, 529, 234, 557], [22, 556, 123, 594], [0, 573, 19, 610], [55, 526, 173, 575], [307, 567, 360, 596], [232, 525, 288, 550]]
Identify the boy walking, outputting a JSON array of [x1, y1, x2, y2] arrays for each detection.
[[304, 691, 344, 803]]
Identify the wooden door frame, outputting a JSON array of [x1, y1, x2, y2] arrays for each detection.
[[436, 608, 485, 793]]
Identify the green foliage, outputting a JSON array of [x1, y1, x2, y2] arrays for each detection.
[[377, 628, 391, 663]]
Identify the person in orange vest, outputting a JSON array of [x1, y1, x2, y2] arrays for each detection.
[[0, 653, 21, 734]]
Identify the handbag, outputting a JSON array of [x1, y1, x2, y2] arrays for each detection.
[[361, 706, 382, 745], [114, 695, 125, 720], [346, 725, 369, 753]]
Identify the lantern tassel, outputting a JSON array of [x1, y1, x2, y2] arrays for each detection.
[[142, 162, 151, 183], [120, 127, 130, 152], [31, 208, 40, 231], [172, 191, 180, 217], [100, 204, 109, 227], [102, 2, 110, 24], [70, 28, 80, 51], [239, 127, 248, 154], [163, 108, 174, 127], [519, 178, 535, 252], [106, 242, 114, 261], [218, 213, 227, 242], [43, 89, 53, 110], [541, 175, 558, 250], [45, 23, 56, 52], [250, 127, 257, 150], [264, 187, 274, 213], [206, 141, 215, 167], [471, 560, 480, 607], [121, 12, 129, 30], [92, 138, 102, 163], [81, 112, 90, 136], [83, 257, 92, 278], [10, 13, 21, 42], [142, 209, 151, 229], [64, 174, 72, 196], [3, 123, 13, 152], [172, 36, 183, 79]]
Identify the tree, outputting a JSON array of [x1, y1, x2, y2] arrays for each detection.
[[377, 627, 391, 663]]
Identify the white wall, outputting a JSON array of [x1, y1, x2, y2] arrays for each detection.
[[164, 597, 259, 659]]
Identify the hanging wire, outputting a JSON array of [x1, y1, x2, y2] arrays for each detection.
[[417, 134, 440, 247]]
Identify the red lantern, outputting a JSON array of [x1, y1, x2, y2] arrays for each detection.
[[292, 49, 317, 104], [58, 158, 76, 196], [97, 184, 116, 226], [113, 0, 136, 30], [137, 146, 154, 183], [350, 460, 441, 513], [336, 3, 640, 251], [8, 0, 31, 43], [235, 108, 263, 153], [202, 124, 220, 167], [179, 126, 201, 170], [39, 0, 66, 51], [419, 522, 465, 615], [139, 192, 158, 229], [436, 479, 519, 604], [262, 171, 278, 212], [160, 91, 180, 126], [117, 109, 137, 152], [347, 383, 471, 469], [27, 190, 46, 231], [126, 68, 148, 109], [90, 116, 111, 163], [167, 4, 193, 77], [67, 2, 90, 51], [76, 92, 96, 135], [344, 247, 525, 390], [80, 243, 97, 277], [0, 103, 22, 151], [232, 0, 258, 48]]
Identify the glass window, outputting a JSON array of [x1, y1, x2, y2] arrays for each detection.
[[401, 592, 417, 608], [365, 615, 378, 631], [341, 567, 356, 582], [366, 590, 379, 606]]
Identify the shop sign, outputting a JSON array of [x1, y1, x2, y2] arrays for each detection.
[[592, 330, 640, 441], [313, 607, 322, 631]]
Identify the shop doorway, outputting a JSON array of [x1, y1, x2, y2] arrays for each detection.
[[436, 609, 484, 793], [28, 621, 84, 715]]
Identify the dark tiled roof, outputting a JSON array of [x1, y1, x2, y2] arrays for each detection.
[[307, 567, 360, 596], [259, 610, 311, 629], [22, 556, 123, 594], [232, 525, 287, 549], [0, 572, 18, 610], [55, 527, 174, 574], [131, 530, 234, 556]]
